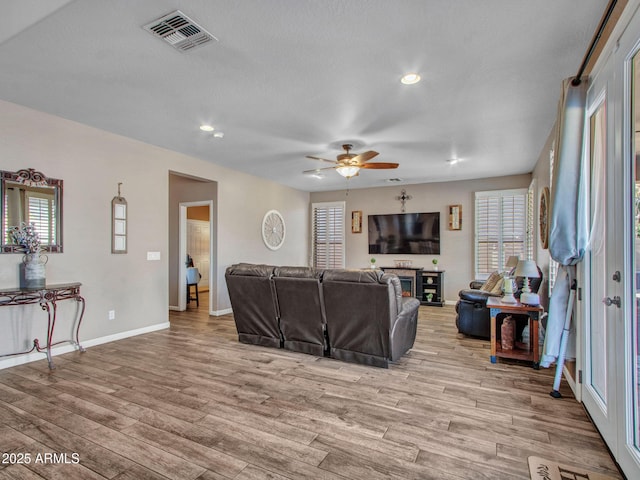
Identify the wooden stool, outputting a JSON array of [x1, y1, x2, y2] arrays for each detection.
[[186, 267, 200, 307]]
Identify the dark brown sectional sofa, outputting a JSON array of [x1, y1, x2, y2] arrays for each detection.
[[225, 263, 420, 368]]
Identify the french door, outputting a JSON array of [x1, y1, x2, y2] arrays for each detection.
[[583, 6, 640, 478], [583, 49, 619, 455]]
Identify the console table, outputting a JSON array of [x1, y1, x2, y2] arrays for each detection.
[[0, 283, 85, 369], [487, 297, 543, 369]]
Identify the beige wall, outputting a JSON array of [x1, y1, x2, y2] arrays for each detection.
[[310, 174, 531, 303], [0, 100, 309, 364], [531, 123, 557, 307]]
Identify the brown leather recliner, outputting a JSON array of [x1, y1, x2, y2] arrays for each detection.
[[225, 264, 420, 367], [322, 269, 420, 368], [273, 266, 326, 356], [224, 263, 281, 347]]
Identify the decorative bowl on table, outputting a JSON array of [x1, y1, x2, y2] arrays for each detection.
[[394, 260, 412, 268]]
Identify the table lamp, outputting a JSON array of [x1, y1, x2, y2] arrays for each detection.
[[515, 260, 540, 305], [505, 256, 519, 274], [500, 255, 520, 303]]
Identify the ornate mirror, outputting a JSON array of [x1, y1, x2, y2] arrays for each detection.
[[1, 168, 63, 253]]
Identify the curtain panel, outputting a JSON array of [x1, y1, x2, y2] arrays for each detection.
[[541, 77, 588, 368]]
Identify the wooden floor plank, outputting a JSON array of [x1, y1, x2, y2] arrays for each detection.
[[0, 303, 623, 479]]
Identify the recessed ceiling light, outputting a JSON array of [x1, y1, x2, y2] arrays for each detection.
[[400, 73, 421, 85], [447, 158, 461, 165], [199, 124, 214, 132], [213, 131, 224, 138]]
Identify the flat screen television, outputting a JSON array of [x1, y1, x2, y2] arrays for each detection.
[[368, 212, 440, 255]]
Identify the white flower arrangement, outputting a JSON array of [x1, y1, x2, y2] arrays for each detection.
[[8, 222, 42, 254]]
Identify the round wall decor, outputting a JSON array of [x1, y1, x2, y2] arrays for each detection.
[[539, 187, 550, 249], [262, 210, 285, 250]]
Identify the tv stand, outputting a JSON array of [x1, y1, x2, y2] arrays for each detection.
[[379, 267, 445, 306], [420, 270, 444, 307]]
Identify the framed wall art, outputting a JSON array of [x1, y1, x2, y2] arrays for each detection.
[[448, 204, 462, 230], [351, 210, 363, 233]]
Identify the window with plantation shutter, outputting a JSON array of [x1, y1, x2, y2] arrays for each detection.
[[526, 179, 535, 261], [475, 189, 528, 278], [548, 141, 558, 292], [27, 192, 56, 245], [311, 201, 345, 269], [2, 188, 56, 245]]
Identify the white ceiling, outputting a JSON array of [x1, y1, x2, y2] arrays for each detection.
[[0, 0, 607, 192]]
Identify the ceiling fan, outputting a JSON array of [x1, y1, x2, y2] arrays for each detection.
[[304, 144, 399, 178]]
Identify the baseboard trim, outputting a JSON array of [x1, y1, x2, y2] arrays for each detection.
[[168, 305, 180, 311], [212, 308, 232, 316], [0, 322, 170, 371]]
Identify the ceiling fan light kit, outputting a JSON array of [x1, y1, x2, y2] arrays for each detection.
[[304, 144, 398, 179], [336, 165, 360, 178]]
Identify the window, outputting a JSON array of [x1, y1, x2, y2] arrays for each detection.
[[548, 141, 558, 292], [526, 179, 536, 261], [3, 187, 56, 245], [475, 189, 528, 278], [27, 191, 56, 245], [311, 201, 345, 269]]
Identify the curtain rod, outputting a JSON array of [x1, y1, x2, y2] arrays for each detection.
[[572, 0, 618, 86]]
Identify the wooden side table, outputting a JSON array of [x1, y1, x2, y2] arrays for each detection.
[[487, 297, 543, 369]]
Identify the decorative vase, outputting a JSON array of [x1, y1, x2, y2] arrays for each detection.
[[20, 253, 47, 289], [501, 315, 515, 351]]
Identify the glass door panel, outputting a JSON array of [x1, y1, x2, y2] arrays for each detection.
[[589, 101, 609, 405], [630, 49, 640, 461]]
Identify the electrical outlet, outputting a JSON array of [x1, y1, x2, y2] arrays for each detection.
[[147, 251, 161, 261], [108, 310, 115, 320]]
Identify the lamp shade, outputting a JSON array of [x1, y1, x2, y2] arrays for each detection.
[[505, 256, 519, 269], [514, 260, 540, 278]]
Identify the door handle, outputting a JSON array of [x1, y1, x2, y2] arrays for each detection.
[[603, 296, 621, 308]]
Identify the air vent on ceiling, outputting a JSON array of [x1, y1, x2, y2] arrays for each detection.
[[143, 10, 217, 52]]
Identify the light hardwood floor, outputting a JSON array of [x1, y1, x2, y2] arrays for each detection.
[[0, 302, 624, 480]]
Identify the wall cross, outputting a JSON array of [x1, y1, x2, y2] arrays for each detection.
[[396, 189, 412, 213]]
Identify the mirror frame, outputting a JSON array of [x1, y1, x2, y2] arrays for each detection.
[[1, 168, 63, 253]]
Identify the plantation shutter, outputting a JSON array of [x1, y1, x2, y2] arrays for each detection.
[[526, 179, 536, 261], [548, 141, 558, 292], [2, 187, 55, 245], [26, 191, 56, 245], [475, 189, 527, 278], [312, 201, 345, 269]]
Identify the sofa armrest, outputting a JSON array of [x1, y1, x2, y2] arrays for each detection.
[[469, 280, 484, 289], [389, 297, 420, 361], [458, 289, 498, 304]]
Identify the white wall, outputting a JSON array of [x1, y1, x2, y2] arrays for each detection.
[[0, 100, 309, 363], [310, 174, 531, 303]]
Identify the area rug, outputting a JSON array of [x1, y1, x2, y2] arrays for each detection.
[[528, 456, 619, 480]]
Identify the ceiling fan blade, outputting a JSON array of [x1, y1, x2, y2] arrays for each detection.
[[302, 166, 337, 174], [351, 150, 379, 163], [360, 162, 399, 169], [305, 155, 337, 164]]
